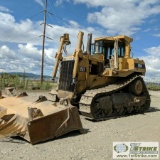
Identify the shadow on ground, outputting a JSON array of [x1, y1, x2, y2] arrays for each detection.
[[36, 128, 90, 145], [0, 128, 90, 145], [146, 107, 160, 113], [85, 107, 160, 122], [0, 136, 27, 144]]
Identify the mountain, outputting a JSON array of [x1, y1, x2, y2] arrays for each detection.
[[0, 72, 51, 80]]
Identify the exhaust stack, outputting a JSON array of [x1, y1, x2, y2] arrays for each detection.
[[86, 33, 92, 55]]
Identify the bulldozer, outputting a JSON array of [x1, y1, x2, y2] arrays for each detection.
[[0, 31, 150, 144], [51, 31, 150, 120]]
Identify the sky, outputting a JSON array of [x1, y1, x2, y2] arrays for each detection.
[[0, 0, 160, 81]]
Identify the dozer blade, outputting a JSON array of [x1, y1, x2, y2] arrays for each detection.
[[0, 94, 83, 144]]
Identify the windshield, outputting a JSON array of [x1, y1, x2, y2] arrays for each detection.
[[92, 40, 125, 57], [94, 41, 103, 54]]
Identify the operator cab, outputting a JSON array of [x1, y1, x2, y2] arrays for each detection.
[[91, 35, 133, 69], [92, 39, 125, 68]]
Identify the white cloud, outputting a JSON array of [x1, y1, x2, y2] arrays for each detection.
[[140, 46, 160, 81], [18, 43, 41, 61], [0, 45, 16, 59], [143, 29, 151, 32], [0, 46, 22, 72], [55, 0, 64, 6], [54, 0, 71, 6], [153, 34, 160, 37], [35, 0, 44, 7], [73, 0, 160, 9], [144, 46, 160, 58], [69, 20, 80, 28], [0, 6, 12, 13], [18, 43, 54, 67], [0, 12, 42, 44], [0, 44, 54, 74], [73, 0, 160, 35]]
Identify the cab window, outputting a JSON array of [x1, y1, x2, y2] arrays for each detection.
[[92, 40, 125, 67], [94, 41, 103, 54]]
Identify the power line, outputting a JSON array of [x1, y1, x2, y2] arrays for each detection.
[[29, 11, 43, 20]]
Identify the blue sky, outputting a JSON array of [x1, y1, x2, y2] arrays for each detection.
[[0, 0, 160, 81]]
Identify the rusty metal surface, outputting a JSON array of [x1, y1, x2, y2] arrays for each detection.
[[0, 94, 83, 144], [0, 114, 27, 139], [27, 106, 82, 144]]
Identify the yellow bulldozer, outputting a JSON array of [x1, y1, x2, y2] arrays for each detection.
[[0, 31, 150, 144], [51, 31, 150, 119]]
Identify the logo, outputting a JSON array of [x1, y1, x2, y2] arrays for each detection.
[[114, 143, 128, 153], [113, 142, 159, 159]]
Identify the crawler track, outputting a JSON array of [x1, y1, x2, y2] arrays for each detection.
[[79, 74, 150, 120]]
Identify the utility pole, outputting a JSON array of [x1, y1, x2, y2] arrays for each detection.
[[40, 0, 48, 84]]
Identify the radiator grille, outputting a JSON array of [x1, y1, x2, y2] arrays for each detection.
[[58, 60, 74, 92]]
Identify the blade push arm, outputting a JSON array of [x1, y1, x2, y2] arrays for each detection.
[[52, 34, 70, 79], [72, 31, 84, 80]]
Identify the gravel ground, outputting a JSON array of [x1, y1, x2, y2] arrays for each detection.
[[0, 90, 160, 160]]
